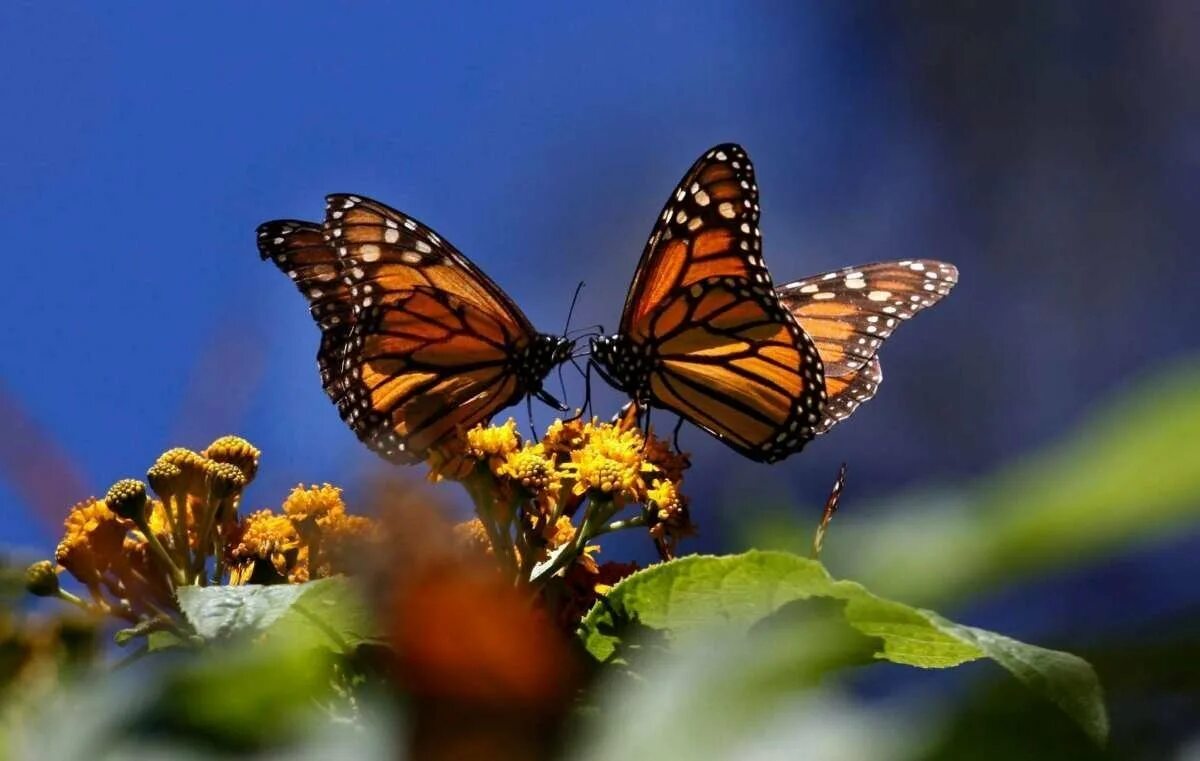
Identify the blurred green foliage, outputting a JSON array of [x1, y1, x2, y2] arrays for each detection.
[[5, 359, 1199, 759], [746, 358, 1200, 605]]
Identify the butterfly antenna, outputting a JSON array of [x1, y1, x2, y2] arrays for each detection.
[[566, 323, 606, 338], [564, 358, 591, 422], [562, 280, 586, 338]]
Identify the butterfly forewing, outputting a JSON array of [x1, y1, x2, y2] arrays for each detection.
[[647, 279, 825, 460], [340, 289, 525, 463], [621, 144, 774, 339], [256, 220, 352, 331], [324, 194, 534, 334]]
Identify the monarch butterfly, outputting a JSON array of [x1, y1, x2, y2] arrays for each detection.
[[257, 195, 575, 464], [590, 144, 957, 463]]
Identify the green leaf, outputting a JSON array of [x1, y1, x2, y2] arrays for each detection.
[[580, 550, 1107, 745], [928, 614, 1109, 747], [271, 577, 386, 652], [146, 629, 186, 651], [177, 583, 307, 640], [177, 577, 383, 652]]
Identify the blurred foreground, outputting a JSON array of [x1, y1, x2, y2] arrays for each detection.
[[0, 356, 1196, 759]]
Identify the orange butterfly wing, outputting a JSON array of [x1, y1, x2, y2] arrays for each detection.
[[815, 357, 882, 435], [621, 144, 774, 339], [325, 193, 535, 332], [339, 288, 525, 461], [646, 279, 825, 460], [604, 144, 826, 462], [256, 220, 354, 415], [777, 260, 957, 433], [260, 196, 566, 464]]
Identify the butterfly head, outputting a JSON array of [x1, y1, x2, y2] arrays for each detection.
[[517, 334, 576, 411], [590, 334, 652, 400]]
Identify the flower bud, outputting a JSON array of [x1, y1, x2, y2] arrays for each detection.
[[105, 479, 149, 522], [146, 460, 184, 500], [25, 560, 60, 597], [205, 461, 247, 500], [202, 435, 261, 482]]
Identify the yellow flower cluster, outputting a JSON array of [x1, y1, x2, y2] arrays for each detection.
[[33, 437, 377, 642], [228, 484, 377, 584], [438, 412, 694, 603]]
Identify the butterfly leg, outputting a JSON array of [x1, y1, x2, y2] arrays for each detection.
[[557, 362, 569, 410], [526, 394, 538, 440], [566, 359, 595, 422], [672, 417, 685, 452]]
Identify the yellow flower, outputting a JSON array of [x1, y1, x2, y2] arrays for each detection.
[[642, 432, 691, 483], [496, 443, 560, 496], [202, 435, 261, 482], [646, 478, 695, 559], [561, 420, 656, 505], [453, 518, 494, 555], [312, 510, 377, 577], [282, 483, 345, 523], [542, 417, 586, 458], [466, 418, 521, 465], [54, 498, 130, 590], [646, 478, 682, 513], [545, 516, 576, 549], [144, 499, 173, 538], [228, 509, 299, 584], [157, 448, 210, 494]]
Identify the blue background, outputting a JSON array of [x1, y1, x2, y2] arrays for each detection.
[[1, 4, 1198, 746], [3, 2, 1196, 546]]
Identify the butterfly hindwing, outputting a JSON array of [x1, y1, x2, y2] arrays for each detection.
[[816, 356, 882, 435], [777, 260, 958, 376], [777, 260, 957, 433]]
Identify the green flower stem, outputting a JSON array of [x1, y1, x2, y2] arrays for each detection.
[[54, 587, 91, 610], [462, 471, 518, 576], [593, 513, 647, 537], [513, 511, 536, 583], [132, 516, 187, 586], [169, 493, 191, 573], [530, 495, 614, 585], [191, 493, 223, 583]]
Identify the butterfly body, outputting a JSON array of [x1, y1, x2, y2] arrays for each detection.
[[513, 333, 577, 409], [589, 333, 650, 401], [258, 194, 575, 464]]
